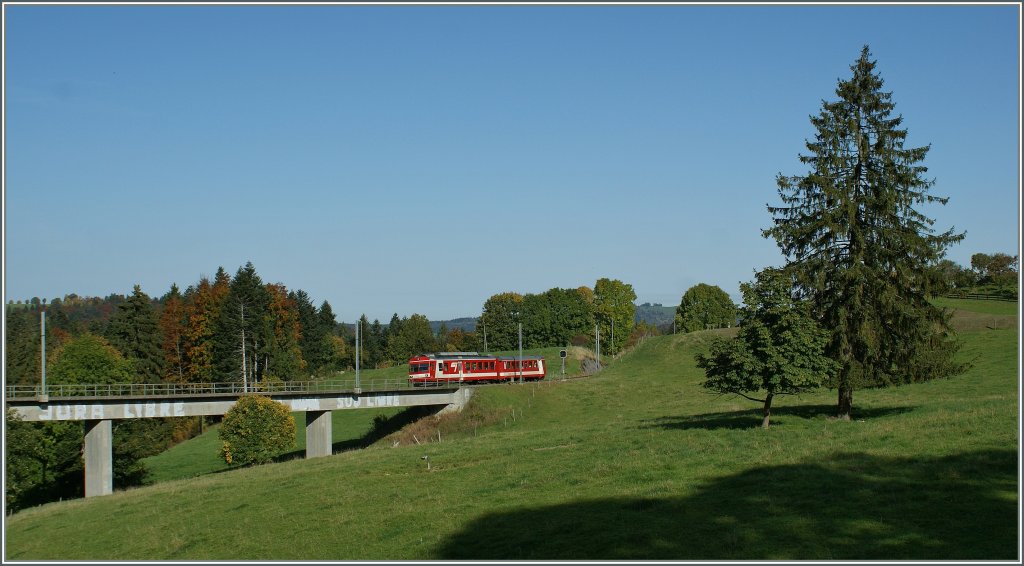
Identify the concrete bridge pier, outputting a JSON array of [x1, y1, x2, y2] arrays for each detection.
[[305, 410, 332, 458], [84, 419, 113, 497]]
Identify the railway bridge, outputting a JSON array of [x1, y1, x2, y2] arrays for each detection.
[[5, 380, 472, 498]]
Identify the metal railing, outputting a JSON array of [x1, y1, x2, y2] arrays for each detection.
[[4, 377, 461, 400]]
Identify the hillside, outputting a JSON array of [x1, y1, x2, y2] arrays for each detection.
[[4, 299, 1018, 560]]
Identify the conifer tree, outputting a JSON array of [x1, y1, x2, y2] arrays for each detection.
[[293, 290, 330, 374], [367, 319, 385, 368], [214, 263, 273, 385], [764, 46, 966, 420], [106, 285, 165, 382]]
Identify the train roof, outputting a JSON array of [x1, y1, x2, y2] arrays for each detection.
[[410, 352, 545, 361]]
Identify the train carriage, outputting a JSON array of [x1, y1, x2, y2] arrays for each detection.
[[409, 352, 545, 386]]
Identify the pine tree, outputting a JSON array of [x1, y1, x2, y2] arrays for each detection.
[[293, 290, 330, 374], [368, 319, 385, 368], [764, 46, 966, 420], [105, 285, 165, 382], [214, 263, 273, 385], [5, 308, 40, 385], [357, 314, 371, 367]]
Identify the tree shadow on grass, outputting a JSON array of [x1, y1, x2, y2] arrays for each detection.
[[432, 449, 1017, 560], [642, 404, 915, 431]]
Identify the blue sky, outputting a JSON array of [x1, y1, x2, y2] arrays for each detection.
[[3, 4, 1020, 322]]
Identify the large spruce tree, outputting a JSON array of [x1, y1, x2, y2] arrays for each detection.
[[213, 263, 273, 386], [105, 285, 165, 382], [764, 46, 965, 420]]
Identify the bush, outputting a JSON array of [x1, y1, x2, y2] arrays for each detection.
[[219, 395, 296, 466]]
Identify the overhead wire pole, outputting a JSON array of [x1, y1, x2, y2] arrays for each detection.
[[518, 322, 523, 384], [40, 307, 47, 401], [355, 318, 361, 393]]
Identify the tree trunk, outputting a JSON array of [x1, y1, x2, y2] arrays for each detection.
[[762, 392, 774, 428], [837, 387, 853, 420]]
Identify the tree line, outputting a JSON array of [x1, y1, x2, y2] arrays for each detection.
[[477, 278, 641, 355]]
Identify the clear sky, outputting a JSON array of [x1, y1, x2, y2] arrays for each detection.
[[3, 3, 1020, 323]]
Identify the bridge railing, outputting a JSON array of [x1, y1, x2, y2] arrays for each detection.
[[4, 378, 459, 399]]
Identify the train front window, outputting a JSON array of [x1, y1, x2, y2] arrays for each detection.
[[410, 363, 429, 373]]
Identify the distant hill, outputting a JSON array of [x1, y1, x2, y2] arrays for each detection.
[[634, 303, 675, 327], [429, 317, 478, 333]]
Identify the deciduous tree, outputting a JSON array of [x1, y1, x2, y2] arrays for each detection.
[[480, 292, 525, 352], [696, 269, 837, 427], [48, 333, 136, 385], [159, 284, 187, 382], [593, 278, 637, 355], [265, 283, 306, 380], [676, 283, 737, 333], [218, 395, 295, 466]]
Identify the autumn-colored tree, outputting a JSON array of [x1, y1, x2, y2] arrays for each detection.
[[265, 283, 306, 380], [182, 278, 219, 382], [159, 284, 188, 382]]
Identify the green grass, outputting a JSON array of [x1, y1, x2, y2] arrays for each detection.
[[4, 307, 1018, 560], [142, 407, 406, 483], [933, 296, 1018, 316], [142, 346, 588, 482]]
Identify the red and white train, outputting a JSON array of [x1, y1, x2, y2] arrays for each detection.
[[408, 352, 546, 386]]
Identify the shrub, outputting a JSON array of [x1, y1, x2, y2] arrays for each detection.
[[218, 395, 296, 466]]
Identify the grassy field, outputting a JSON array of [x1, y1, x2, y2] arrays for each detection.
[[142, 346, 592, 482], [4, 299, 1018, 560]]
